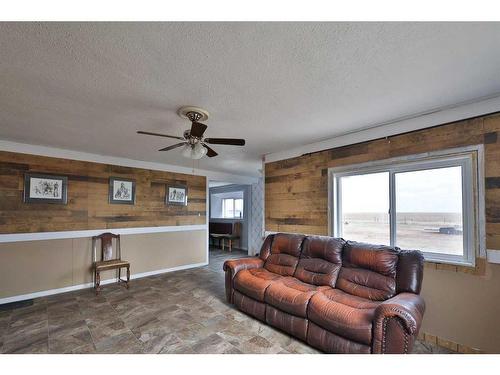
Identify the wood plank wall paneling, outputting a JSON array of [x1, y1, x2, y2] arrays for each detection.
[[265, 112, 500, 249], [0, 151, 206, 234]]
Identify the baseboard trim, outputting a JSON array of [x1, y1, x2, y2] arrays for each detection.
[[0, 261, 208, 305], [418, 331, 483, 354]]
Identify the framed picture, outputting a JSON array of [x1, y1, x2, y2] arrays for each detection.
[[23, 173, 68, 204], [166, 184, 188, 206], [109, 177, 136, 205]]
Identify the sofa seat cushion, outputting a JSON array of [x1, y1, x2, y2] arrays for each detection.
[[233, 268, 283, 302], [308, 289, 381, 345], [265, 277, 330, 317]]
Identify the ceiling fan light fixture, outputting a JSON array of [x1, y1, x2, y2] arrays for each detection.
[[192, 142, 207, 159], [181, 142, 207, 159], [181, 144, 193, 158]]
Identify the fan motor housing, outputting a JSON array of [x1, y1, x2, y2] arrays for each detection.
[[178, 106, 209, 122]]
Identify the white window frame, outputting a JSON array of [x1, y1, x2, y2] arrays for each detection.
[[328, 145, 485, 267], [222, 198, 244, 219]]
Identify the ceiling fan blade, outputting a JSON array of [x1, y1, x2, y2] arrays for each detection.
[[137, 131, 185, 140], [190, 122, 208, 138], [158, 142, 186, 152], [203, 144, 218, 157], [204, 138, 245, 146]]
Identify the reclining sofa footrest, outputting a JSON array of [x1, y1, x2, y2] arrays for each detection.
[[265, 305, 308, 341], [233, 290, 266, 321], [307, 322, 371, 354]]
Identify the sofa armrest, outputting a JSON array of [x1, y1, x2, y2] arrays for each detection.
[[372, 293, 425, 353], [223, 257, 264, 274], [223, 257, 264, 303]]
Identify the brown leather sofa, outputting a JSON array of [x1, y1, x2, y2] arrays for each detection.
[[223, 233, 425, 354]]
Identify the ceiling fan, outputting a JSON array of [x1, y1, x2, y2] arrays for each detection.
[[137, 106, 245, 159]]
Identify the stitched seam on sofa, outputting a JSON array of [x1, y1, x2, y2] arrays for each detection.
[[309, 306, 373, 329], [403, 328, 409, 353], [267, 297, 312, 321], [236, 282, 268, 301], [399, 318, 409, 353], [268, 294, 312, 318], [310, 309, 373, 344], [381, 317, 388, 353], [313, 320, 370, 347], [314, 317, 372, 332], [305, 291, 315, 320], [380, 317, 408, 354], [340, 271, 395, 292], [338, 279, 394, 300], [236, 292, 266, 319], [309, 322, 371, 353], [268, 305, 309, 328], [322, 291, 380, 308], [259, 283, 275, 302], [382, 306, 417, 333], [325, 298, 380, 310], [390, 317, 409, 353]]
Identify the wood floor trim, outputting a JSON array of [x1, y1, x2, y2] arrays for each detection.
[[418, 331, 483, 354]]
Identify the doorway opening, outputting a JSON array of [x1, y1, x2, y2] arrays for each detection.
[[208, 181, 250, 260]]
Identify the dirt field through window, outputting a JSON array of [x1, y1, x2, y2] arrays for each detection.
[[342, 212, 463, 255]]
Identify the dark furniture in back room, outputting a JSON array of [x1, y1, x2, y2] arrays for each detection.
[[223, 233, 425, 354], [209, 221, 242, 252]]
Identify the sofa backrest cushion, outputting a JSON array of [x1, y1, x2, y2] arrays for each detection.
[[396, 250, 424, 294], [258, 234, 275, 261], [337, 241, 399, 301], [264, 233, 305, 276], [294, 236, 345, 287]]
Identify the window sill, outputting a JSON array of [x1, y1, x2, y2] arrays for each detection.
[[424, 258, 486, 276]]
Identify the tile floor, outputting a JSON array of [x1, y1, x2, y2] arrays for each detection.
[[0, 249, 449, 354]]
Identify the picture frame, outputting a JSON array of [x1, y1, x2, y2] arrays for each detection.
[[166, 184, 188, 206], [23, 173, 68, 205], [109, 177, 136, 205]]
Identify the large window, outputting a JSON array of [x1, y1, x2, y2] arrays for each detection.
[[222, 198, 244, 219], [330, 147, 483, 266], [339, 172, 390, 245]]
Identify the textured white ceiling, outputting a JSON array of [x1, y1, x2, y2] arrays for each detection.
[[1, 22, 500, 177]]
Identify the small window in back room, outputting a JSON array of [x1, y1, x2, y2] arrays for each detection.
[[210, 190, 244, 219], [222, 198, 243, 219]]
